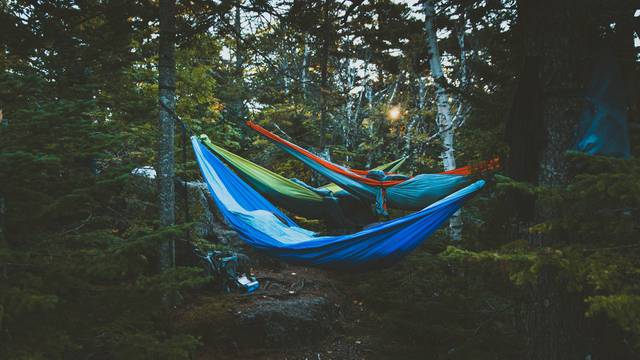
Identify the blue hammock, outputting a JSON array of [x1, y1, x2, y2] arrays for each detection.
[[193, 137, 485, 269]]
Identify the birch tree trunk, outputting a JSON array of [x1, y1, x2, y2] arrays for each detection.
[[280, 29, 291, 97], [423, 0, 461, 240], [301, 35, 310, 100], [158, 0, 176, 272], [387, 75, 401, 105], [457, 12, 468, 90]]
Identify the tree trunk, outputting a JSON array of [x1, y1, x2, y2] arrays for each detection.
[[235, 3, 242, 76], [0, 190, 5, 246], [423, 0, 461, 240], [319, 0, 332, 152], [387, 75, 400, 105], [517, 0, 595, 358], [342, 59, 356, 158], [457, 11, 468, 91], [404, 76, 426, 162], [365, 82, 374, 168], [282, 52, 290, 96], [233, 1, 245, 125], [350, 68, 366, 162], [0, 110, 4, 245], [301, 34, 310, 100], [158, 0, 176, 272]]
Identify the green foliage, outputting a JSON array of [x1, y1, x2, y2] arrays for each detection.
[[342, 235, 522, 359], [0, 1, 234, 358], [587, 295, 640, 347], [474, 154, 640, 354]]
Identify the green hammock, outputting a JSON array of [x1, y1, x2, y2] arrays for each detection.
[[199, 135, 405, 227]]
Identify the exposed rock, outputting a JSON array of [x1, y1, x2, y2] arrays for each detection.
[[235, 295, 333, 348], [180, 181, 242, 246], [177, 293, 337, 354], [177, 266, 343, 356], [179, 179, 242, 246], [129, 167, 242, 245]]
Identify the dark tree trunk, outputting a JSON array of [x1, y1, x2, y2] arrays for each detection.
[[233, 1, 245, 126], [235, 2, 242, 78], [318, 0, 332, 152], [505, 56, 543, 221], [514, 0, 598, 359], [158, 0, 176, 272], [0, 110, 4, 245], [0, 189, 4, 246], [522, 1, 592, 187], [506, 56, 543, 186]]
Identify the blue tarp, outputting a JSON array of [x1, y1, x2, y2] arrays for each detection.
[[576, 53, 630, 158], [193, 137, 485, 269]]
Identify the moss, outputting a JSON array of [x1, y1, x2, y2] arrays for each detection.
[[175, 296, 237, 349]]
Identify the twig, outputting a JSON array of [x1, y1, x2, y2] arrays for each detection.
[[583, 243, 640, 252], [273, 123, 292, 140], [60, 212, 93, 235]]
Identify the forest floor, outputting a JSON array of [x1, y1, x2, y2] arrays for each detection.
[[177, 247, 376, 360]]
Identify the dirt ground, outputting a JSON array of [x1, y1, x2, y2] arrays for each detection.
[[177, 251, 375, 360]]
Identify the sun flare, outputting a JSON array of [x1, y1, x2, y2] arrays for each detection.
[[386, 106, 402, 121]]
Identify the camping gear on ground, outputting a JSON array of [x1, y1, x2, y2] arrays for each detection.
[[195, 249, 259, 293]]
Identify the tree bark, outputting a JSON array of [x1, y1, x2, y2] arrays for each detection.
[[0, 191, 5, 246], [342, 59, 357, 158], [517, 1, 595, 358], [233, 1, 245, 125], [0, 109, 4, 245], [319, 0, 333, 152], [158, 0, 176, 272], [235, 2, 242, 77], [301, 35, 310, 100], [365, 82, 374, 168], [423, 0, 461, 240], [404, 76, 426, 162]]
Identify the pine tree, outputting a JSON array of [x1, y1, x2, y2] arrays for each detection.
[[158, 0, 177, 272]]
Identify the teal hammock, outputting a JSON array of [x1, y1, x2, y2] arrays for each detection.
[[247, 121, 496, 215]]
